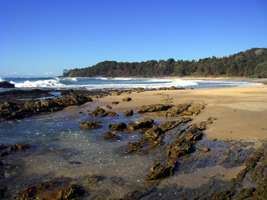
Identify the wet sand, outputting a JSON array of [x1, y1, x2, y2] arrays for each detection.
[[98, 84, 267, 143]]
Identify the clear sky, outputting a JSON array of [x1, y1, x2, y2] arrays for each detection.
[[0, 0, 267, 76]]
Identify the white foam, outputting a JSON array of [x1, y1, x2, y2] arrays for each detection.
[[13, 79, 65, 88]]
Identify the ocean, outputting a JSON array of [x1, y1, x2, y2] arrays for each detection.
[[0, 76, 258, 90]]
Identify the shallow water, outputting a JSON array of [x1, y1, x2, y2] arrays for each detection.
[[0, 106, 254, 199]]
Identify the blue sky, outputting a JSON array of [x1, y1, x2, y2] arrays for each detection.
[[0, 0, 267, 76]]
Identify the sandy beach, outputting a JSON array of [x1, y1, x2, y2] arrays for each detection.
[[98, 84, 267, 143]]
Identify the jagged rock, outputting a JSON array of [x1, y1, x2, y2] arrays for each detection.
[[16, 178, 85, 200], [127, 139, 146, 153], [159, 118, 192, 132], [122, 97, 132, 102], [146, 161, 175, 181], [144, 126, 164, 144], [109, 122, 127, 131], [164, 103, 205, 117], [138, 104, 173, 113], [103, 131, 121, 140], [0, 81, 15, 88], [164, 103, 191, 117], [127, 119, 154, 131], [0, 93, 93, 120], [124, 110, 134, 117], [80, 121, 101, 129]]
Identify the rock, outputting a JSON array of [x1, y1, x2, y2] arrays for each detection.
[[146, 161, 175, 181], [109, 122, 127, 131], [0, 143, 31, 157], [106, 111, 118, 117], [103, 131, 121, 140], [199, 147, 210, 153], [138, 104, 173, 113], [127, 118, 154, 131], [124, 110, 134, 117], [80, 121, 101, 129], [16, 178, 85, 200], [111, 101, 120, 105], [0, 81, 15, 88], [122, 97, 132, 102], [144, 126, 164, 144], [164, 103, 191, 117], [127, 139, 146, 153], [91, 107, 107, 117], [106, 105, 112, 109], [159, 118, 192, 132]]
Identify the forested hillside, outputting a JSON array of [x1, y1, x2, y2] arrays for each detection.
[[63, 48, 267, 78]]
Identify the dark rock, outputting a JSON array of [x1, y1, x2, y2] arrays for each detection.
[[106, 105, 112, 109], [91, 106, 107, 117], [122, 97, 132, 102], [127, 139, 146, 153], [80, 121, 101, 129], [106, 111, 118, 117], [111, 101, 120, 105], [159, 118, 191, 132], [0, 81, 15, 88], [103, 131, 121, 140], [146, 161, 175, 181], [144, 126, 164, 145], [109, 122, 127, 131], [138, 104, 173, 113], [127, 118, 154, 131], [124, 109, 134, 117]]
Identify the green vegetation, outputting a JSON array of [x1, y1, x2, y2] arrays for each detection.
[[63, 48, 267, 78]]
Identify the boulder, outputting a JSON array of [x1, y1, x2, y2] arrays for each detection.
[[146, 161, 175, 181], [91, 107, 107, 117], [0, 81, 15, 88]]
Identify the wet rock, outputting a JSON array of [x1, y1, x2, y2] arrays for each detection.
[[164, 103, 191, 117], [80, 121, 102, 129], [124, 109, 134, 117], [127, 139, 146, 153], [164, 103, 205, 117], [144, 126, 164, 145], [16, 178, 85, 200], [109, 122, 127, 131], [91, 106, 107, 117], [158, 118, 191, 132], [122, 97, 132, 102], [146, 161, 175, 181], [127, 119, 154, 131], [0, 93, 93, 120], [138, 104, 173, 113], [103, 131, 121, 140], [0, 81, 15, 88], [106, 111, 118, 117]]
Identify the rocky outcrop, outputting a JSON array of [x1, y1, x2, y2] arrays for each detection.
[[0, 81, 15, 88], [138, 104, 173, 113], [16, 178, 85, 200], [0, 93, 93, 120], [124, 110, 134, 117], [127, 118, 154, 131]]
